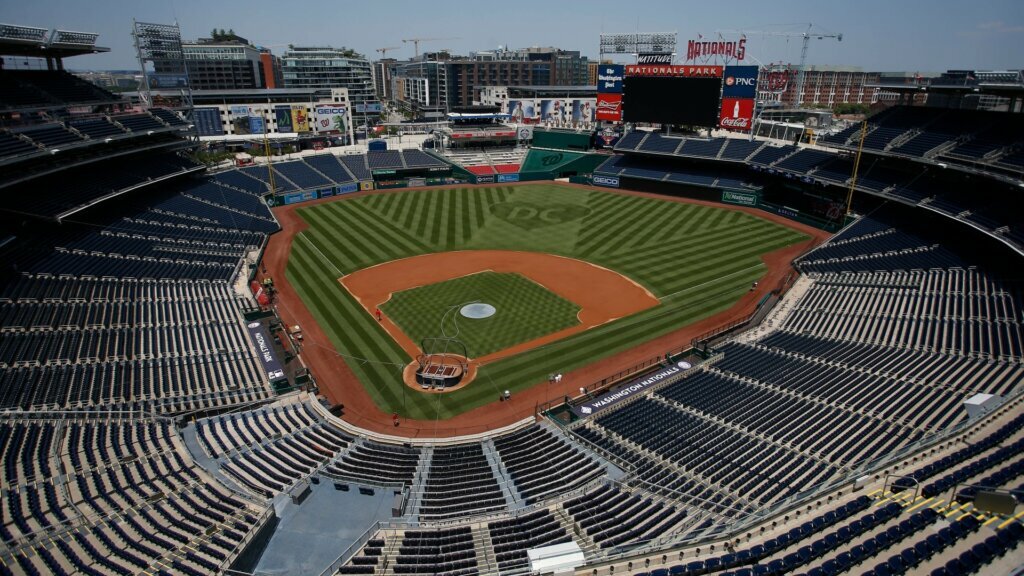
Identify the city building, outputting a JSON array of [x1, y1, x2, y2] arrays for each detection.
[[152, 35, 281, 91], [373, 57, 396, 101], [280, 46, 378, 121], [390, 56, 451, 119]]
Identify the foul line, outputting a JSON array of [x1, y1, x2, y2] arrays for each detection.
[[660, 263, 766, 300], [298, 231, 344, 278]]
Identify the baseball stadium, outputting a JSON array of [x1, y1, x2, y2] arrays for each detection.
[[0, 18, 1023, 576]]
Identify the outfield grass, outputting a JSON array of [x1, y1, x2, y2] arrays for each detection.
[[286, 184, 808, 419], [380, 272, 581, 359]]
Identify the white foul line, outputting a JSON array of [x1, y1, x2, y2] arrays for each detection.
[[299, 231, 344, 277], [660, 263, 765, 300]]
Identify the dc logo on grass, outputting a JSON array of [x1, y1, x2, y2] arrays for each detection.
[[490, 202, 591, 230]]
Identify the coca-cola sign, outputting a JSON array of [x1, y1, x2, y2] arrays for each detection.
[[719, 97, 755, 132], [637, 53, 673, 64], [624, 65, 723, 78]]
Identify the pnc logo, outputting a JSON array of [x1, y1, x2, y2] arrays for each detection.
[[490, 202, 591, 230]]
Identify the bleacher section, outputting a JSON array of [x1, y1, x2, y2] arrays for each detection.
[[0, 415, 267, 576], [303, 154, 356, 184], [822, 106, 1024, 172], [595, 154, 759, 191], [0, 151, 206, 220], [441, 147, 525, 175], [0, 70, 121, 110]]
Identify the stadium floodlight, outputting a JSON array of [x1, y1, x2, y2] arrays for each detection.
[[600, 32, 677, 56], [0, 23, 49, 45], [51, 29, 99, 47]]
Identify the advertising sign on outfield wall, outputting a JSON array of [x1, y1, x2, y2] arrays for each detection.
[[721, 190, 759, 206], [497, 173, 520, 183], [592, 175, 619, 188]]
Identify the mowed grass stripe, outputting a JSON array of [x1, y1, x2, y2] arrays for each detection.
[[459, 189, 474, 244], [619, 202, 697, 252], [397, 189, 425, 232], [329, 200, 433, 258], [574, 194, 655, 255], [379, 190, 407, 221], [404, 189, 433, 240], [638, 227, 801, 288], [471, 188, 487, 241], [307, 206, 405, 267], [300, 211, 386, 272], [443, 189, 459, 249], [600, 219, 780, 268]]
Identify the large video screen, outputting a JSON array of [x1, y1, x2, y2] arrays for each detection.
[[623, 76, 722, 126]]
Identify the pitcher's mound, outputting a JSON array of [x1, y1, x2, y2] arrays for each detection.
[[460, 303, 496, 319]]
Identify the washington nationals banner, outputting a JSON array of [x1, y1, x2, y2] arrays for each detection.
[[571, 361, 693, 418], [245, 321, 286, 382]]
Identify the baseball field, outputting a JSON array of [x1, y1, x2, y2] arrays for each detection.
[[284, 183, 807, 420]]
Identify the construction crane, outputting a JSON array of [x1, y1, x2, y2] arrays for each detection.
[[717, 24, 842, 105], [402, 37, 460, 57], [376, 46, 401, 58]]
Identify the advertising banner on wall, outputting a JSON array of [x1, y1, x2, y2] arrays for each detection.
[[596, 94, 623, 121], [719, 97, 755, 132], [597, 64, 624, 93], [722, 65, 759, 98], [248, 115, 266, 134], [573, 100, 594, 124], [245, 321, 286, 381], [721, 190, 759, 206], [625, 64, 723, 77], [193, 107, 223, 136], [275, 106, 293, 133], [637, 53, 673, 64], [313, 105, 349, 135], [291, 105, 310, 132], [230, 105, 255, 135], [507, 100, 538, 123]]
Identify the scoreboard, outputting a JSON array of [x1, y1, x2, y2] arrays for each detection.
[[622, 76, 722, 127]]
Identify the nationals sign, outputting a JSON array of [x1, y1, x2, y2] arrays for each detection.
[[686, 38, 746, 61], [720, 97, 755, 131], [625, 65, 723, 77], [596, 93, 623, 121]]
